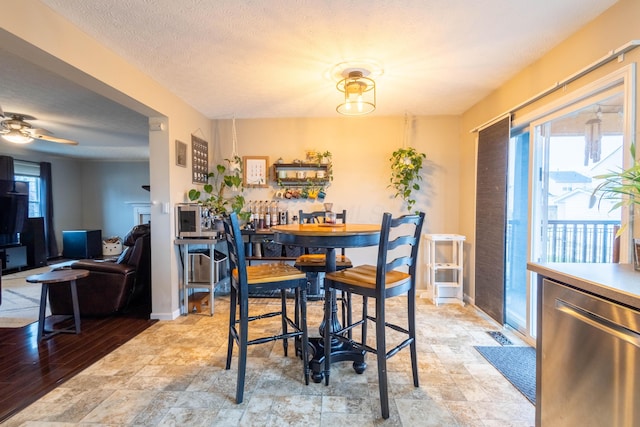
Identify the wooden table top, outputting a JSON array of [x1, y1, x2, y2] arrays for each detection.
[[26, 269, 90, 284], [271, 223, 380, 236]]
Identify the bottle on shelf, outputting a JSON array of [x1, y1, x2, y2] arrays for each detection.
[[248, 201, 256, 229], [271, 201, 278, 226], [258, 201, 265, 230], [265, 200, 271, 228]]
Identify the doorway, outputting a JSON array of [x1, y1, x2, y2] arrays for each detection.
[[509, 89, 626, 340]]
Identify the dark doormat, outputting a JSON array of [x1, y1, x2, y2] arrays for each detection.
[[475, 345, 536, 405]]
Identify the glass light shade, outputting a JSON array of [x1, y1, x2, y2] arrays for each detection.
[[1, 129, 34, 144], [336, 71, 376, 116]]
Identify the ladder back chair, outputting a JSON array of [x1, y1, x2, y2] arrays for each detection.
[[222, 212, 310, 404], [295, 209, 353, 323], [322, 211, 425, 419], [295, 209, 352, 271]]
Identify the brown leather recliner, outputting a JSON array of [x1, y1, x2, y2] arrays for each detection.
[[48, 224, 151, 317]]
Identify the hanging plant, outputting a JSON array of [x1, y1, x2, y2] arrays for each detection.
[[389, 147, 426, 213]]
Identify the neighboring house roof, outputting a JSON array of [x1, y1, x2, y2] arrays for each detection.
[[552, 188, 593, 204], [549, 171, 592, 183]]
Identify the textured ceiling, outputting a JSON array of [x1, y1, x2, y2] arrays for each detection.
[[0, 0, 619, 159]]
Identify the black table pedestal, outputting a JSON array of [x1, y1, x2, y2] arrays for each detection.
[[301, 250, 367, 383]]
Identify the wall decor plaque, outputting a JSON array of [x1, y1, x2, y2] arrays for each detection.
[[191, 135, 208, 184]]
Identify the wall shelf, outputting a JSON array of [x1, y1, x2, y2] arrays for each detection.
[[273, 163, 330, 186]]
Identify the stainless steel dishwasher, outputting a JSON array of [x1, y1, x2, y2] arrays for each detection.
[[539, 278, 640, 427]]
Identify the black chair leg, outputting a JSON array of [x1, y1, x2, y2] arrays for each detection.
[[375, 298, 390, 419], [323, 287, 333, 386], [298, 286, 310, 385], [281, 289, 288, 357], [236, 296, 249, 404], [362, 296, 368, 347], [226, 286, 238, 370], [408, 287, 419, 387]]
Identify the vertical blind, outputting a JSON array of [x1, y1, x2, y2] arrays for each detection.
[[474, 116, 510, 324]]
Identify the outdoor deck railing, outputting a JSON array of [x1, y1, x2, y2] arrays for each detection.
[[545, 220, 620, 263]]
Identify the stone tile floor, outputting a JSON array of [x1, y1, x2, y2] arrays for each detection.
[[5, 295, 534, 426]]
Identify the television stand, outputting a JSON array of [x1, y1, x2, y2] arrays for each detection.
[[0, 244, 28, 272]]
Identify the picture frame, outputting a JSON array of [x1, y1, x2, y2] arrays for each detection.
[[243, 156, 269, 187], [175, 140, 187, 167], [191, 134, 209, 184]]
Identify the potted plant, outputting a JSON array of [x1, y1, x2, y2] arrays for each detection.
[[314, 150, 332, 164], [389, 147, 426, 214], [591, 142, 640, 269], [188, 156, 249, 222]]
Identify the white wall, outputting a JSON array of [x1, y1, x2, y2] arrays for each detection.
[[1, 142, 150, 255], [80, 161, 150, 240], [0, 144, 82, 253]]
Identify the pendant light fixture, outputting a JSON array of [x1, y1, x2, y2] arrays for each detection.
[[336, 70, 376, 116]]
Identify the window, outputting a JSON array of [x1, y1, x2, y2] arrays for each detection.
[[14, 160, 41, 218]]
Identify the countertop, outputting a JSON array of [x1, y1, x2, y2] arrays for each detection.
[[527, 262, 640, 310]]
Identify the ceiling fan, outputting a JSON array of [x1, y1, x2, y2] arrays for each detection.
[[0, 105, 78, 145]]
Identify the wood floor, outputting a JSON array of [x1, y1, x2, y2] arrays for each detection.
[[0, 311, 157, 423]]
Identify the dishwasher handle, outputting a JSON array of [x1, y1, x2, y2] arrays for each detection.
[[556, 299, 640, 349]]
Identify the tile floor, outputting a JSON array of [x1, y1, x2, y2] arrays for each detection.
[[4, 295, 534, 426]]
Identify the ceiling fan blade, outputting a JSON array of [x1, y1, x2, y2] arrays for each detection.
[[30, 129, 78, 145], [0, 104, 4, 118]]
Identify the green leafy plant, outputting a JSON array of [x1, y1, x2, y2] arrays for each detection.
[[314, 150, 332, 164], [389, 147, 426, 213], [188, 156, 248, 220], [591, 142, 639, 236]]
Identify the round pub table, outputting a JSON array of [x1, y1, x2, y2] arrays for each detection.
[[27, 268, 90, 341], [271, 223, 381, 382]]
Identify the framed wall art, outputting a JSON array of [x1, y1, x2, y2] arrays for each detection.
[[191, 134, 209, 184], [175, 140, 187, 167], [243, 156, 269, 187]]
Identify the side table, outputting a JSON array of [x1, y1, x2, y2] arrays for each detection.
[[27, 268, 90, 341]]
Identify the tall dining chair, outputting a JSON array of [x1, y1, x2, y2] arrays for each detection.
[[222, 212, 310, 404], [295, 209, 353, 323], [322, 211, 425, 419], [295, 209, 352, 272]]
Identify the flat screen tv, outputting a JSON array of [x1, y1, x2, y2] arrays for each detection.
[[0, 180, 29, 245]]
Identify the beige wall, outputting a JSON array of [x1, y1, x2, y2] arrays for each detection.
[[207, 116, 462, 270], [460, 0, 640, 301]]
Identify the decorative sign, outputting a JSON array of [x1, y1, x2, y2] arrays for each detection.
[[175, 140, 187, 167], [243, 156, 269, 187], [191, 135, 208, 184]]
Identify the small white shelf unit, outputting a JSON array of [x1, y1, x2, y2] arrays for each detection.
[[424, 234, 465, 305]]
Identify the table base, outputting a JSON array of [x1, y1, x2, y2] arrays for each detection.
[[38, 280, 81, 341], [299, 337, 367, 383], [40, 314, 81, 340]]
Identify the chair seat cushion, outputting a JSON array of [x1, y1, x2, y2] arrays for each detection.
[[325, 264, 410, 289], [295, 253, 352, 266], [233, 262, 306, 285]]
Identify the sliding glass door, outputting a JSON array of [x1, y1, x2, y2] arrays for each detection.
[[531, 91, 624, 265], [504, 131, 530, 334]]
